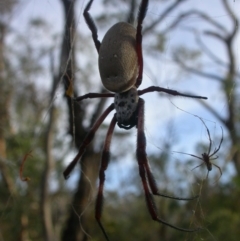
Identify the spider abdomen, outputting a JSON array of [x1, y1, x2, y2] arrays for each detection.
[[99, 22, 138, 93]]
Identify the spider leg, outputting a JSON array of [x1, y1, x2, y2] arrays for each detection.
[[74, 92, 114, 102], [211, 163, 222, 184], [191, 163, 204, 171], [135, 0, 149, 88], [144, 161, 199, 201], [84, 0, 101, 52], [175, 151, 212, 172], [136, 98, 201, 232], [174, 151, 203, 161], [209, 126, 223, 157], [198, 118, 212, 156], [95, 115, 117, 241], [212, 163, 222, 177], [138, 86, 208, 99], [63, 103, 115, 179]]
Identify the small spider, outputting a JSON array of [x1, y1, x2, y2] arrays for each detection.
[[174, 118, 223, 179], [63, 0, 207, 240]]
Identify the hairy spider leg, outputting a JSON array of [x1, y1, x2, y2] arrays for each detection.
[[83, 0, 101, 52], [135, 0, 149, 88], [73, 84, 208, 104], [138, 86, 208, 100], [95, 115, 117, 241], [136, 98, 201, 232], [143, 160, 199, 201], [73, 85, 208, 103], [74, 93, 114, 102], [63, 103, 115, 179]]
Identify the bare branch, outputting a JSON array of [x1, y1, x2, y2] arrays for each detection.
[[198, 100, 225, 125], [127, 0, 137, 24], [174, 54, 224, 82], [143, 0, 187, 35], [161, 10, 227, 35], [204, 31, 225, 41], [222, 0, 238, 33], [194, 30, 227, 67]]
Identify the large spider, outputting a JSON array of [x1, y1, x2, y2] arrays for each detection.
[[63, 0, 207, 239], [175, 118, 223, 179]]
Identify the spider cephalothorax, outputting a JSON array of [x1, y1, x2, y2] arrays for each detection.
[[64, 0, 208, 240], [114, 87, 139, 129]]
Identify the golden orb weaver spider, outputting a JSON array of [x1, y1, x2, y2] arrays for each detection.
[[63, 0, 207, 240]]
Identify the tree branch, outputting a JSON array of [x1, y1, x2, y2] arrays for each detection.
[[161, 9, 227, 35], [198, 99, 225, 125], [143, 0, 187, 35], [174, 54, 224, 82]]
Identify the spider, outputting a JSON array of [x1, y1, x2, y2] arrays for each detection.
[[63, 0, 207, 240], [174, 118, 223, 179]]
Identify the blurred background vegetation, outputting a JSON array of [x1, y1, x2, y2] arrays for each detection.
[[0, 0, 239, 240]]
